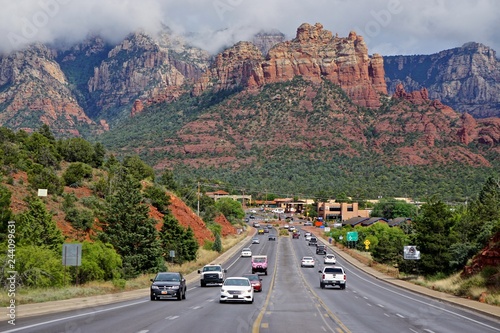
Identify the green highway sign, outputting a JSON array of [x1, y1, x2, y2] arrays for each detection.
[[347, 231, 358, 242]]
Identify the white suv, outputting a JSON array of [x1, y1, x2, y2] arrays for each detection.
[[198, 264, 226, 287]]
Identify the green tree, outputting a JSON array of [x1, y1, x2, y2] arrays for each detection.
[[212, 232, 222, 253], [76, 241, 122, 284], [122, 155, 155, 181], [99, 170, 162, 278], [0, 185, 13, 240], [91, 142, 106, 168], [16, 195, 64, 251], [413, 197, 458, 276], [214, 197, 244, 221], [58, 137, 95, 164], [160, 212, 198, 264], [62, 162, 93, 186], [144, 185, 171, 213], [25, 132, 60, 168], [27, 165, 64, 195], [371, 198, 418, 219], [158, 169, 179, 192]]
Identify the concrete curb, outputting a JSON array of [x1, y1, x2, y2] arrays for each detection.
[[5, 228, 256, 319]]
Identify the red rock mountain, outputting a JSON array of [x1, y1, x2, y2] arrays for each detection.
[[194, 23, 386, 108]]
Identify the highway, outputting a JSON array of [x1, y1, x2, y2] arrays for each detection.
[[1, 222, 500, 333]]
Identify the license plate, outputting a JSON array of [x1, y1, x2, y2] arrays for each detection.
[[233, 295, 239, 299], [161, 291, 168, 294]]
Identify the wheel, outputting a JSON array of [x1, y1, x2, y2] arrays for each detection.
[[150, 295, 156, 301], [182, 288, 186, 299], [249, 297, 254, 304], [219, 299, 225, 303], [265, 270, 267, 276], [201, 281, 206, 287], [320, 282, 325, 289], [252, 270, 255, 274], [177, 291, 182, 300], [341, 284, 346, 290]]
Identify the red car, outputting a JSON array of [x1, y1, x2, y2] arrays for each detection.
[[242, 273, 263, 292]]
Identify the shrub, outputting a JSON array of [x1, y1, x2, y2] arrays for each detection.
[[62, 162, 93, 186]]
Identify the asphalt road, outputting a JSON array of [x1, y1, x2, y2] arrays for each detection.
[[1, 221, 500, 333]]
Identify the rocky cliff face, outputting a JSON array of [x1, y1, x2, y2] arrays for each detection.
[[385, 42, 500, 118], [195, 23, 387, 108], [0, 44, 99, 136], [88, 31, 210, 120]]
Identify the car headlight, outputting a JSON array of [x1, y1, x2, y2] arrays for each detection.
[[221, 288, 226, 293], [247, 289, 252, 293], [151, 285, 159, 290]]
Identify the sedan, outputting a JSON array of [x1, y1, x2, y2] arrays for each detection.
[[150, 272, 186, 301], [242, 273, 263, 292], [252, 237, 260, 244], [241, 248, 252, 257], [220, 277, 254, 303], [301, 256, 315, 268], [324, 254, 337, 264]]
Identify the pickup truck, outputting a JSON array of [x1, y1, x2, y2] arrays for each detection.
[[318, 266, 346, 289]]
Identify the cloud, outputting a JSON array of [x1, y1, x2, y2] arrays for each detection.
[[0, 0, 499, 56]]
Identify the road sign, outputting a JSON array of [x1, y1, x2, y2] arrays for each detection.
[[347, 231, 358, 242], [62, 243, 82, 266], [364, 239, 371, 249], [404, 246, 420, 260]]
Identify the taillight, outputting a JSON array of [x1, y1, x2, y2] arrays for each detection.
[[343, 275, 346, 280], [322, 274, 325, 279]]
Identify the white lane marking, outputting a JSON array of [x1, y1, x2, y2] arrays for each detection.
[[137, 331, 149, 333], [192, 306, 201, 309], [166, 316, 179, 320], [409, 329, 418, 333], [384, 313, 390, 317], [396, 313, 405, 318], [1, 299, 149, 333], [424, 330, 436, 333], [377, 304, 385, 308], [343, 266, 500, 331]]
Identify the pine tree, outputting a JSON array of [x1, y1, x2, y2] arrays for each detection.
[[212, 232, 222, 253], [160, 213, 198, 264], [16, 195, 64, 251], [99, 169, 162, 278]]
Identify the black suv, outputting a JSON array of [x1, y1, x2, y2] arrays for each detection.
[[150, 272, 186, 301], [316, 244, 327, 255]]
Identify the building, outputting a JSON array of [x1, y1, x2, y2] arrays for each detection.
[[317, 201, 370, 221], [205, 190, 252, 205]]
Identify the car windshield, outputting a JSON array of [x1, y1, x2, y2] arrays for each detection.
[[253, 258, 266, 263], [243, 248, 251, 252], [203, 266, 221, 272], [156, 273, 180, 281], [324, 268, 343, 274], [225, 279, 250, 286], [303, 257, 313, 261]]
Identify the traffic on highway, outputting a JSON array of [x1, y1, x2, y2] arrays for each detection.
[[1, 211, 499, 333]]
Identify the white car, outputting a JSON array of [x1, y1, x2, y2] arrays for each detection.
[[220, 277, 254, 303], [324, 254, 337, 264], [305, 235, 312, 241], [301, 256, 315, 268], [252, 237, 260, 244], [250, 209, 257, 213], [241, 248, 252, 257]]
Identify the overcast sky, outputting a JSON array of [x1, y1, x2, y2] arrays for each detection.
[[1, 0, 499, 56]]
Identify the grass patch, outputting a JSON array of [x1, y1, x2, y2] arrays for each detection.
[[0, 231, 249, 306]]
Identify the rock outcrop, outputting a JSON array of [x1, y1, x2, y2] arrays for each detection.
[[0, 44, 99, 136], [385, 42, 500, 118], [195, 23, 387, 108]]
